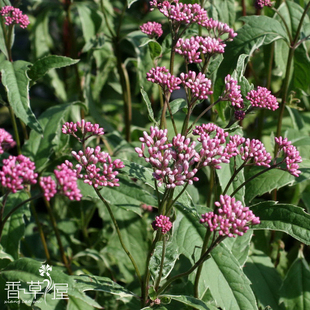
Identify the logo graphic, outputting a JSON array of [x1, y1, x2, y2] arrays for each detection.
[[4, 263, 69, 305]]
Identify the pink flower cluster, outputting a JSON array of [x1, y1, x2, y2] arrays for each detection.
[[234, 110, 246, 121], [135, 126, 199, 188], [0, 155, 37, 193], [275, 137, 302, 177], [146, 66, 181, 93], [140, 22, 163, 38], [175, 36, 225, 63], [62, 120, 104, 141], [246, 87, 279, 111], [155, 0, 208, 25], [0, 128, 16, 154], [193, 123, 231, 169], [54, 162, 82, 201], [40, 176, 57, 201], [0, 6, 30, 29], [200, 18, 237, 41], [152, 215, 172, 234], [72, 146, 125, 188], [180, 71, 213, 100], [223, 75, 244, 109], [255, 0, 272, 9], [200, 195, 260, 237]]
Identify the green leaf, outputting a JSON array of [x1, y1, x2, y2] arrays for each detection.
[[0, 191, 30, 260], [150, 241, 179, 282], [245, 159, 310, 204], [251, 201, 310, 245], [244, 250, 283, 310], [22, 103, 73, 171], [140, 38, 162, 60], [210, 0, 235, 26], [169, 98, 187, 115], [0, 60, 42, 134], [161, 294, 218, 310], [217, 155, 245, 204], [27, 56, 80, 82], [214, 16, 289, 104], [172, 207, 258, 310], [141, 88, 158, 125], [225, 231, 253, 266], [74, 2, 103, 43], [279, 255, 310, 310]]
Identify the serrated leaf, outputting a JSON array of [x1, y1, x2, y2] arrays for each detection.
[[22, 103, 73, 171], [0, 191, 30, 260], [0, 60, 42, 134], [161, 294, 217, 310], [172, 207, 258, 310], [214, 15, 289, 113], [279, 255, 310, 310], [27, 56, 80, 82], [251, 201, 310, 245], [150, 241, 179, 281], [244, 250, 283, 310], [141, 88, 158, 125]]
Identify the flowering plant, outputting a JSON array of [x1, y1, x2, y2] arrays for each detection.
[[0, 1, 310, 309]]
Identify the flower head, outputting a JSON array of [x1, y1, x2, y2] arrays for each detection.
[[152, 215, 172, 234], [135, 127, 199, 188], [71, 146, 125, 188], [140, 22, 163, 38], [54, 162, 82, 201], [223, 75, 244, 109], [234, 110, 245, 121], [255, 0, 272, 9], [0, 128, 16, 154], [146, 66, 181, 93], [0, 155, 38, 193], [246, 87, 278, 111], [0, 6, 30, 28], [180, 71, 213, 100], [275, 137, 302, 177], [200, 195, 260, 237], [40, 176, 57, 201]]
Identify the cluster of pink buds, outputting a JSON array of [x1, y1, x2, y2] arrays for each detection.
[[0, 155, 38, 193], [175, 36, 225, 63], [180, 71, 213, 100], [146, 66, 181, 93], [255, 0, 272, 9], [155, 0, 208, 25], [193, 123, 231, 169], [40, 176, 57, 201], [200, 195, 260, 237], [62, 120, 104, 142], [71, 146, 125, 188], [199, 18, 237, 41], [54, 161, 82, 201], [0, 128, 16, 154], [0, 6, 30, 29], [246, 87, 279, 111], [275, 137, 302, 177], [234, 110, 246, 121], [140, 21, 163, 38], [152, 215, 172, 234], [240, 138, 272, 167], [135, 126, 200, 188], [223, 75, 244, 109]]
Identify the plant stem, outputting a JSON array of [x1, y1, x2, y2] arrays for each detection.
[[8, 106, 21, 155], [154, 235, 167, 291], [157, 235, 225, 296], [94, 187, 142, 284], [44, 197, 72, 275], [194, 228, 211, 298], [222, 161, 247, 195], [230, 165, 276, 198]]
